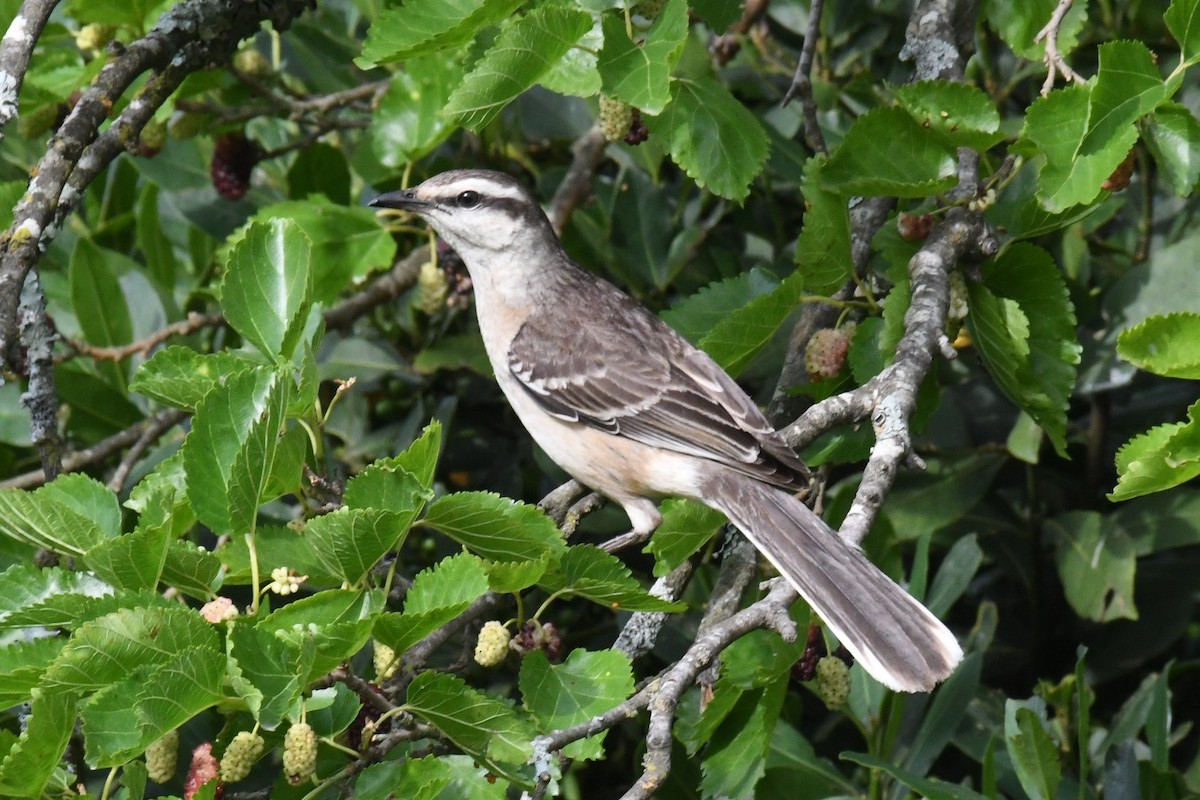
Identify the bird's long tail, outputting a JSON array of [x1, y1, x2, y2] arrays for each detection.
[[703, 470, 963, 692]]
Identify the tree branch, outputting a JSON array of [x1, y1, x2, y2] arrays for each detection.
[[781, 0, 828, 155], [0, 0, 59, 142], [1034, 0, 1085, 95]]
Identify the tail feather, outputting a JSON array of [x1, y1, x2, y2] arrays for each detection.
[[703, 470, 963, 692]]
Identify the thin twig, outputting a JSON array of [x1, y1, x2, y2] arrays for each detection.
[[1034, 0, 1085, 96], [106, 409, 189, 493], [58, 312, 223, 363], [781, 0, 828, 154]]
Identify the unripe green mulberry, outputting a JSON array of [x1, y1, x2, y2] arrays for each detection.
[[416, 260, 449, 315], [815, 656, 851, 711], [145, 729, 179, 784], [598, 96, 633, 143], [75, 23, 115, 52], [219, 730, 264, 784], [474, 620, 511, 667], [283, 722, 317, 786], [233, 48, 272, 79], [373, 641, 398, 681], [633, 0, 667, 19]]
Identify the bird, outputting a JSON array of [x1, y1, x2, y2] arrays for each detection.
[[371, 169, 963, 692]]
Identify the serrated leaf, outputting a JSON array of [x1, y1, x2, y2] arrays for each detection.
[[1082, 42, 1168, 155], [1110, 402, 1200, 501], [485, 557, 549, 592], [1166, 0, 1200, 63], [240, 199, 395, 304], [2, 591, 173, 633], [1117, 312, 1200, 378], [660, 269, 780, 344], [371, 57, 466, 169], [0, 479, 115, 557], [822, 106, 958, 197], [375, 554, 490, 655], [130, 347, 257, 410], [85, 523, 170, 593], [358, 0, 524, 66], [892, 81, 1003, 150], [0, 564, 112, 626], [384, 421, 443, 493], [646, 77, 770, 202], [1049, 511, 1137, 622], [421, 491, 567, 562], [984, 0, 1086, 60], [519, 649, 634, 760], [1143, 102, 1200, 196], [304, 507, 422, 585], [44, 606, 219, 691], [540, 15, 602, 98], [1007, 706, 1062, 800], [260, 591, 381, 681], [355, 757, 453, 800], [406, 671, 536, 765], [540, 545, 684, 612], [699, 270, 804, 376], [220, 218, 313, 361], [86, 646, 226, 766], [226, 621, 310, 730], [0, 688, 76, 797], [182, 367, 291, 535], [646, 498, 727, 577], [795, 155, 853, 295], [966, 243, 1080, 457], [445, 6, 593, 131], [597, 0, 687, 113], [0, 638, 67, 705]]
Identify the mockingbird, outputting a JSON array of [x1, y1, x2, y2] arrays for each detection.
[[372, 169, 962, 692]]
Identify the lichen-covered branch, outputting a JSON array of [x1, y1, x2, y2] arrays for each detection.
[[0, 0, 59, 141]]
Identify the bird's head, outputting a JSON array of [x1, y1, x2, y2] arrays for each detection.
[[370, 170, 554, 259]]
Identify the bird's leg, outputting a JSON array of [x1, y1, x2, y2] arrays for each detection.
[[600, 498, 662, 553]]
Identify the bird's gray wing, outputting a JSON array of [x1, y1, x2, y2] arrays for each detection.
[[506, 290, 808, 489]]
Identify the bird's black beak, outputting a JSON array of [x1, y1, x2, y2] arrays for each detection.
[[370, 189, 428, 210]]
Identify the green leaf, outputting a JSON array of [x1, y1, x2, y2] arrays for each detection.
[[220, 218, 313, 361], [131, 347, 256, 410], [355, 757, 453, 800], [645, 77, 770, 202], [358, 0, 524, 66], [1049, 511, 1137, 621], [700, 679, 786, 798], [1006, 705, 1062, 800], [892, 81, 1004, 150], [885, 454, 1003, 539], [259, 591, 381, 681], [1166, 0, 1200, 63], [1143, 102, 1200, 196], [660, 269, 780, 345], [371, 57, 466, 169], [182, 367, 292, 535], [243, 199, 396, 304], [136, 184, 179, 292], [597, 0, 688, 114], [822, 106, 958, 197], [699, 271, 804, 377], [70, 238, 134, 388], [0, 638, 67, 706], [226, 621, 310, 730], [902, 652, 983, 778], [646, 498, 727, 577], [0, 688, 77, 797], [0, 564, 110, 625], [405, 671, 536, 765], [520, 649, 634, 760], [375, 553, 489, 655], [382, 420, 443, 492], [304, 507, 423, 585], [966, 243, 1081, 457], [842, 752, 990, 800], [1117, 312, 1200, 378], [926, 534, 984, 617], [85, 524, 170, 593], [420, 491, 567, 562], [540, 545, 684, 612], [540, 15, 602, 98], [984, 0, 1086, 60], [87, 646, 226, 766], [44, 606, 219, 691], [444, 5, 594, 131], [0, 477, 116, 557], [795, 156, 852, 295], [345, 465, 432, 515], [1081, 41, 1168, 154], [1109, 402, 1200, 501]]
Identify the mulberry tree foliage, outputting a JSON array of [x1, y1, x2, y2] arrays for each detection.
[[0, 0, 1198, 798]]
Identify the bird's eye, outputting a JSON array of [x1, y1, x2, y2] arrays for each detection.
[[456, 190, 481, 208]]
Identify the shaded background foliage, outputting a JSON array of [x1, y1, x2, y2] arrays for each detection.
[[0, 0, 1198, 798]]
